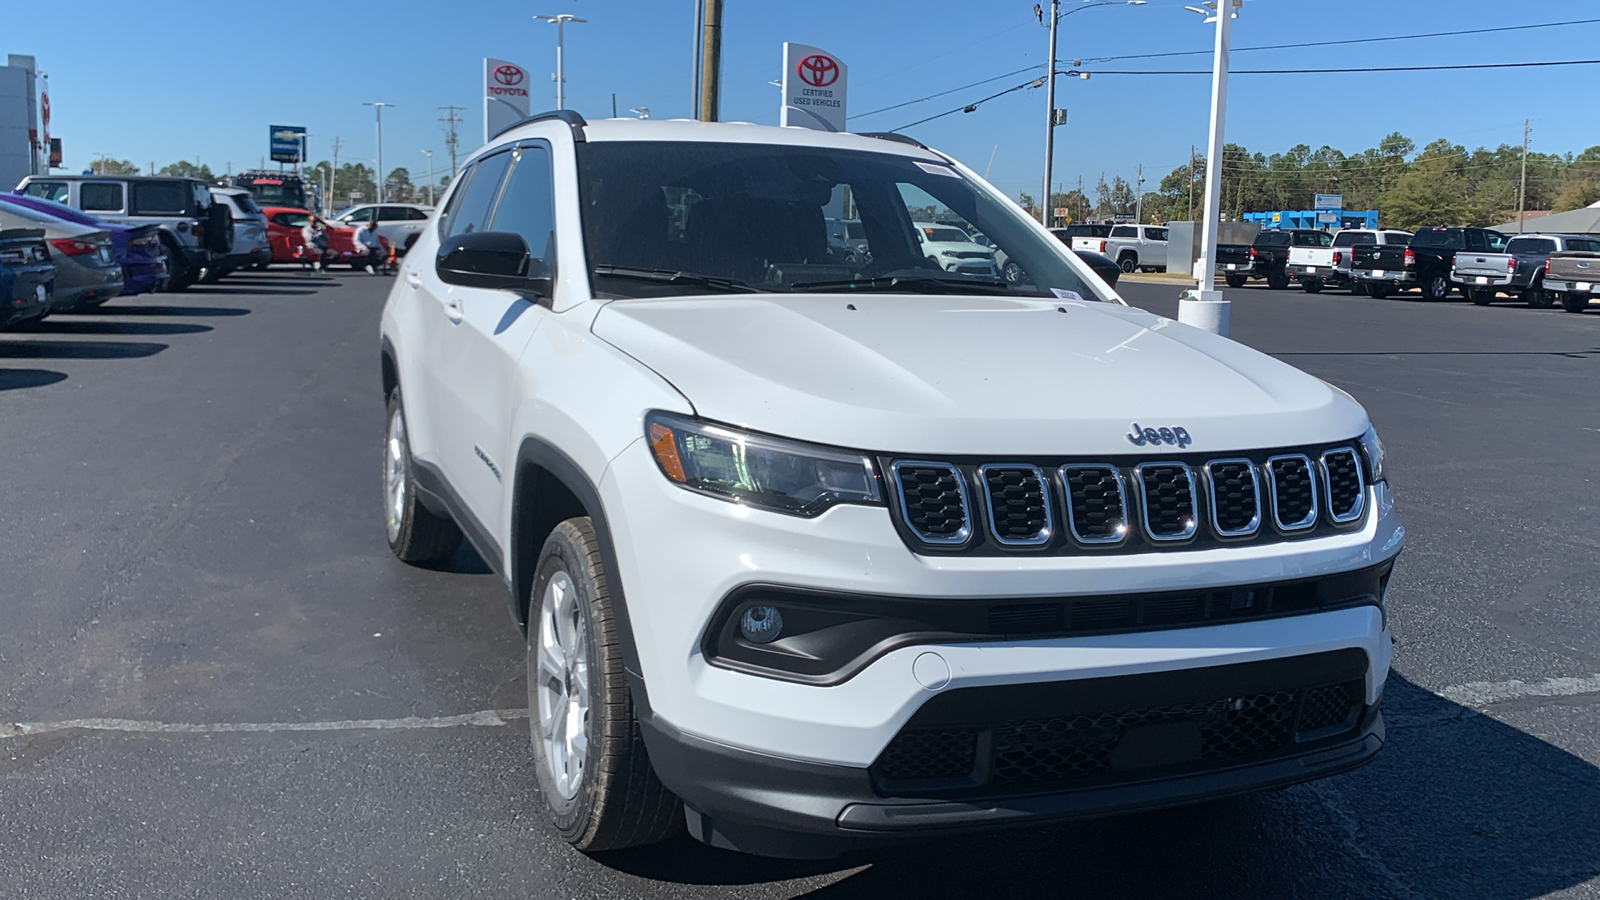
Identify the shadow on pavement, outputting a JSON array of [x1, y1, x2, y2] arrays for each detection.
[[0, 340, 166, 360], [0, 368, 67, 391], [14, 320, 213, 337], [185, 287, 320, 297], [412, 539, 494, 576], [98, 305, 250, 318], [599, 674, 1600, 898]]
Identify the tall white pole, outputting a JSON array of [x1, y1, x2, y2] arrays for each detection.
[[365, 102, 391, 204], [555, 18, 566, 109], [1041, 0, 1059, 225], [1193, 4, 1233, 292], [422, 150, 435, 206]]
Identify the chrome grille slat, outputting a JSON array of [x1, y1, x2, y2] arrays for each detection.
[[1133, 463, 1198, 541], [979, 464, 1052, 546], [1320, 447, 1365, 523], [1265, 454, 1318, 531], [1204, 458, 1262, 537], [891, 461, 972, 545], [1061, 464, 1129, 545]]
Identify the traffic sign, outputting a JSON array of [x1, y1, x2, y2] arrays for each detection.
[[781, 43, 848, 133]]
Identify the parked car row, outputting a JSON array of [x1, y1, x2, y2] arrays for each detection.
[[0, 227, 56, 328], [1218, 224, 1600, 313]]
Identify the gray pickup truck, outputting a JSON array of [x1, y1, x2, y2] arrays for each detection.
[[1544, 252, 1600, 313], [1451, 233, 1600, 307], [15, 175, 232, 291]]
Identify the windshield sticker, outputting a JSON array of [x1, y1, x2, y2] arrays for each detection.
[[1051, 288, 1086, 302], [914, 161, 959, 177]]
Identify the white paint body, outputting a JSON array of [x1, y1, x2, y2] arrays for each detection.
[[381, 119, 1400, 768]]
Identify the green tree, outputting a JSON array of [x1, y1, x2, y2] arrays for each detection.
[[1382, 139, 1473, 230], [385, 167, 414, 203], [91, 158, 140, 175], [158, 160, 216, 183]]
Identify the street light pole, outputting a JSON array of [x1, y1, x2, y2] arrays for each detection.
[[537, 14, 587, 110], [421, 150, 435, 206], [364, 102, 392, 203], [1041, 1, 1145, 227], [1182, 0, 1240, 336]]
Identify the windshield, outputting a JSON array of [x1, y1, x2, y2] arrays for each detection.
[[574, 140, 1107, 301], [238, 177, 305, 208]]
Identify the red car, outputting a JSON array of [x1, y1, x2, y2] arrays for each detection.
[[262, 207, 363, 268]]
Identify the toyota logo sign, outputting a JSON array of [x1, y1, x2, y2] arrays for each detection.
[[494, 65, 526, 86], [797, 54, 840, 88]]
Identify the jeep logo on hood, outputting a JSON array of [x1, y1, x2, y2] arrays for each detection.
[[1127, 423, 1192, 448]]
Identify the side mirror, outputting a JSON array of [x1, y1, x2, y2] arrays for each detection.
[[436, 231, 548, 292]]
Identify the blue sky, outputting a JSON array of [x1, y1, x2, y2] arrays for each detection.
[[9, 0, 1600, 200]]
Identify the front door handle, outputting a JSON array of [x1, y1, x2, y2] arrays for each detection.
[[405, 268, 421, 289], [445, 296, 463, 324]]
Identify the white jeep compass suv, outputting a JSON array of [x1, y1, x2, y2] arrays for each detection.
[[379, 111, 1402, 859]]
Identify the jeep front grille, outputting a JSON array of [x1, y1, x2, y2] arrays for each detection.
[[979, 465, 1052, 545], [891, 461, 971, 544], [884, 442, 1367, 554]]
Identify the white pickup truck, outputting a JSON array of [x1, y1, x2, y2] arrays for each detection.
[[1288, 229, 1411, 295], [1073, 224, 1168, 273]]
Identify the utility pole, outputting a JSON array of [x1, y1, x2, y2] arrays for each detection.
[[537, 14, 587, 110], [365, 102, 392, 204], [330, 136, 342, 217], [1135, 163, 1144, 224], [1041, 0, 1060, 225], [1517, 118, 1530, 234], [421, 149, 435, 206], [697, 0, 723, 121], [438, 106, 464, 179], [1189, 144, 1196, 221]]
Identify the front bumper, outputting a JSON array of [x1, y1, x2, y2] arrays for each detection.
[[645, 651, 1385, 858]]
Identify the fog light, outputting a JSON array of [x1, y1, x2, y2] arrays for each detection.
[[739, 606, 784, 644]]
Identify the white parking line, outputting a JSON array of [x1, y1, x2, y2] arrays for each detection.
[[0, 708, 528, 739], [1437, 674, 1600, 708]]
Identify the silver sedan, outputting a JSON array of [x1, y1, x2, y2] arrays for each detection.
[[0, 203, 123, 311]]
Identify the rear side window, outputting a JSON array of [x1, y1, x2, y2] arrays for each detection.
[[342, 207, 375, 224], [487, 144, 556, 273], [81, 183, 124, 212], [131, 182, 190, 215], [444, 151, 514, 239], [1484, 231, 1508, 252], [1257, 232, 1290, 246], [377, 206, 410, 222], [1384, 232, 1411, 244], [1145, 227, 1168, 242], [405, 207, 431, 220], [1110, 226, 1137, 238], [1292, 231, 1332, 247], [22, 181, 69, 203], [1332, 232, 1374, 247], [232, 194, 262, 216], [1572, 239, 1600, 252]]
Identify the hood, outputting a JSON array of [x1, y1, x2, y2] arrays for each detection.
[[592, 295, 1368, 456]]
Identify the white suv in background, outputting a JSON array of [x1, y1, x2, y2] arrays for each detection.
[[380, 113, 1402, 859], [1102, 224, 1169, 273], [913, 221, 999, 277], [332, 203, 434, 256]]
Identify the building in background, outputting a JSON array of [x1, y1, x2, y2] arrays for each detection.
[[0, 54, 42, 191]]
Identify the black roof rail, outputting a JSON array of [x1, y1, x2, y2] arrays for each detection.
[[855, 131, 930, 150], [491, 109, 587, 142]]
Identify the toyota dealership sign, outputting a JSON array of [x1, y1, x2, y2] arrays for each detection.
[[780, 43, 848, 133], [484, 58, 532, 143]]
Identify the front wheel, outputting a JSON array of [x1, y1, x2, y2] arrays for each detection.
[[1562, 292, 1591, 314], [383, 389, 461, 563], [1225, 274, 1247, 289], [530, 518, 682, 851], [1301, 278, 1323, 294]]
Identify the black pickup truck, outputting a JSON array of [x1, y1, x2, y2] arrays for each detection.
[[1350, 226, 1507, 300], [1217, 230, 1327, 290]]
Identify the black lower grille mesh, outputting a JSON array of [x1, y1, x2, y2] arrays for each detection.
[[1270, 456, 1316, 528], [895, 464, 968, 542], [871, 679, 1366, 796], [982, 466, 1049, 543], [1208, 461, 1260, 534], [1063, 466, 1126, 542], [1137, 465, 1196, 539], [1323, 449, 1363, 521]]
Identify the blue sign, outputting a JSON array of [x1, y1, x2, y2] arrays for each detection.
[[270, 125, 306, 164], [1313, 193, 1343, 210]]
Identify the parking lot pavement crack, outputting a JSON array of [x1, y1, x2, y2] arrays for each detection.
[[1305, 780, 1425, 900], [0, 707, 530, 739], [1436, 673, 1600, 708]]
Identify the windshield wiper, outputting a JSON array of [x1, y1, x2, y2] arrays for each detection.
[[592, 265, 766, 294], [789, 275, 1012, 295]]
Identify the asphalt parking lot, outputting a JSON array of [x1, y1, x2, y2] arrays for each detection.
[[2, 271, 1598, 899]]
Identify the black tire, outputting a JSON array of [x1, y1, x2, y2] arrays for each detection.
[[252, 261, 271, 271], [1421, 272, 1451, 302], [529, 518, 682, 852], [1002, 260, 1024, 284], [1118, 253, 1137, 274], [159, 236, 193, 292], [1468, 287, 1493, 306], [1225, 274, 1247, 289], [1301, 278, 1323, 294], [1523, 287, 1553, 308], [1267, 269, 1290, 291], [1351, 281, 1369, 296], [1368, 284, 1392, 299], [383, 389, 461, 563], [1562, 292, 1591, 314]]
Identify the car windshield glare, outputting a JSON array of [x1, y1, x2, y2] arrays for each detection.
[[574, 141, 1107, 301]]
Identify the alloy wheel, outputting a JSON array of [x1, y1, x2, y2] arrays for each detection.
[[385, 408, 406, 543], [533, 570, 590, 802]]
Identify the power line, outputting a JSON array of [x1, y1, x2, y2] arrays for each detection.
[[853, 17, 1600, 123]]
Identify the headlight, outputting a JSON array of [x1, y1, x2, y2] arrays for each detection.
[[940, 250, 959, 258], [1358, 425, 1386, 483], [645, 413, 882, 517]]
